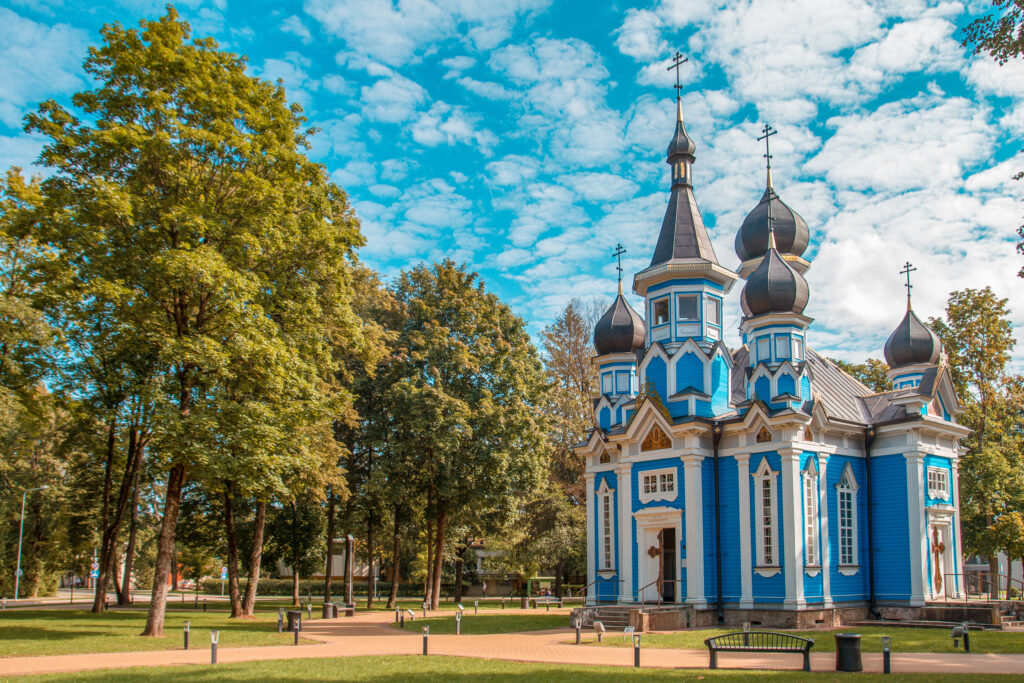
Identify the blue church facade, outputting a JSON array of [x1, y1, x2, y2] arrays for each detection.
[[576, 97, 970, 626]]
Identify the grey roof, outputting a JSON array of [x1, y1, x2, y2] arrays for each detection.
[[884, 307, 942, 368], [735, 186, 810, 262], [594, 293, 646, 355], [743, 247, 809, 316], [649, 185, 720, 266]]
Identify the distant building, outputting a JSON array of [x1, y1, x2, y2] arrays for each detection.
[[575, 93, 969, 626]]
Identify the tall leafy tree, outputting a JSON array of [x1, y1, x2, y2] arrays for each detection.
[[389, 261, 549, 609], [831, 358, 890, 393], [21, 10, 367, 635]]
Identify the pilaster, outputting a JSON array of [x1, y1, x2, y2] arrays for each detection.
[[905, 452, 927, 606], [951, 458, 964, 599], [615, 464, 633, 603], [736, 453, 753, 609], [584, 473, 596, 606], [780, 448, 805, 609], [818, 454, 832, 608], [683, 455, 706, 608]]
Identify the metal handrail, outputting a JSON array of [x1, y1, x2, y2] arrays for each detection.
[[635, 578, 681, 606], [582, 578, 623, 604], [942, 572, 1024, 605]]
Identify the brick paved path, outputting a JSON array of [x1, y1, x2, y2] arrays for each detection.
[[2, 608, 1024, 677]]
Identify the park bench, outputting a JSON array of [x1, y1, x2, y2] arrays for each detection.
[[704, 631, 814, 671]]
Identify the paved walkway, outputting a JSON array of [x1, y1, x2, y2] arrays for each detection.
[[2, 608, 1024, 677]]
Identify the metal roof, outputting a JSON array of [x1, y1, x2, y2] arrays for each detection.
[[649, 185, 719, 267], [883, 307, 942, 368]]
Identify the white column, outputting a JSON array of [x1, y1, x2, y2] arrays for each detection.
[[780, 448, 805, 609], [616, 464, 633, 603], [905, 452, 927, 606], [736, 453, 753, 609], [584, 473, 596, 606], [818, 454, 832, 608], [683, 455, 706, 608], [951, 458, 964, 599]]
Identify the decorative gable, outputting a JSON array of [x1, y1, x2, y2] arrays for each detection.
[[641, 424, 672, 451]]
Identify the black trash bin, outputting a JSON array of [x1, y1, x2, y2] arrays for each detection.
[[286, 610, 302, 632], [835, 633, 862, 672], [331, 603, 339, 618], [322, 602, 334, 619]]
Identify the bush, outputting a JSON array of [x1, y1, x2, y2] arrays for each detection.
[[198, 578, 428, 599]]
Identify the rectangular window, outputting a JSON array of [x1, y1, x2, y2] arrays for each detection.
[[706, 297, 721, 326], [927, 467, 949, 500], [659, 472, 675, 493], [839, 488, 854, 565], [775, 335, 791, 359], [602, 494, 613, 569], [676, 294, 699, 321], [601, 374, 612, 394], [793, 336, 804, 360], [762, 478, 774, 565], [615, 372, 630, 393], [756, 337, 771, 362], [643, 474, 657, 495], [653, 299, 669, 326], [804, 473, 818, 566]]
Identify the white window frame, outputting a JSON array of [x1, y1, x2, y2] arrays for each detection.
[[652, 297, 670, 327], [676, 294, 699, 322], [775, 335, 791, 360], [598, 480, 615, 571], [836, 463, 860, 570], [615, 371, 630, 394], [756, 337, 771, 362], [927, 466, 949, 501], [601, 374, 613, 394], [638, 466, 678, 504], [803, 460, 819, 567], [706, 297, 721, 326], [752, 458, 780, 570], [793, 336, 804, 361]]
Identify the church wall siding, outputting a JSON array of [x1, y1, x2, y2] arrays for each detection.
[[750, 451, 786, 603], [777, 373, 796, 398], [676, 352, 704, 393], [800, 376, 811, 401], [702, 458, 718, 603], [754, 376, 771, 405], [827, 455, 871, 602], [599, 407, 611, 430], [711, 356, 730, 415], [800, 452, 824, 602], [718, 455, 742, 602], [646, 357, 668, 404], [870, 454, 912, 602]]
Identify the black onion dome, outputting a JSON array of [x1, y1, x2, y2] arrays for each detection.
[[743, 247, 809, 316], [735, 187, 810, 262], [884, 308, 942, 368], [594, 294, 646, 355], [666, 98, 696, 158]]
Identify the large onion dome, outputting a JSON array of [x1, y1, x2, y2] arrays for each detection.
[[883, 308, 942, 368], [735, 186, 810, 262], [594, 292, 645, 355], [743, 244, 809, 317]]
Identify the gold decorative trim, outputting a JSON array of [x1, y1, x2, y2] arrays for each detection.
[[627, 380, 672, 429]]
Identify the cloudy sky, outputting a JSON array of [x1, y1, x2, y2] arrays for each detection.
[[3, 0, 1023, 365]]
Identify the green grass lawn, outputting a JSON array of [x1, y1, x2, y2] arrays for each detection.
[[0, 609, 309, 657], [592, 625, 1024, 655], [17, 654, 1024, 682], [390, 612, 569, 635]]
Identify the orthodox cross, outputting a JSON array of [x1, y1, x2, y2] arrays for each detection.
[[613, 243, 626, 285], [758, 123, 776, 177], [666, 51, 688, 98], [931, 526, 945, 593], [900, 261, 917, 308]]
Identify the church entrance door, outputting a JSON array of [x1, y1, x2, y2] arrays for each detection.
[[661, 527, 676, 602]]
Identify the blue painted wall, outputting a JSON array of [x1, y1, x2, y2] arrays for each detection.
[[871, 454, 911, 602], [711, 355, 730, 415], [676, 352, 703, 392], [827, 456, 870, 603], [750, 452, 786, 602], [646, 356, 668, 404]]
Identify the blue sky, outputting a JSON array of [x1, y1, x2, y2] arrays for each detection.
[[2, 0, 1023, 366]]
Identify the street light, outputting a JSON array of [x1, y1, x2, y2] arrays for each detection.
[[14, 486, 49, 602]]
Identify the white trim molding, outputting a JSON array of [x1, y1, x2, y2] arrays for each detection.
[[683, 456, 706, 608], [638, 466, 679, 504], [927, 466, 950, 501], [736, 454, 753, 609], [616, 465, 633, 603], [584, 473, 596, 605], [751, 456, 780, 572], [817, 454, 832, 607], [835, 462, 860, 574], [780, 449, 806, 609], [905, 452, 927, 607]]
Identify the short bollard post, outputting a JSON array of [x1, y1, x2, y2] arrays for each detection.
[[575, 618, 582, 645], [395, 608, 400, 623], [594, 621, 605, 644], [546, 601, 550, 612], [633, 634, 641, 668], [474, 600, 479, 615], [456, 611, 462, 635], [210, 631, 219, 665], [501, 598, 505, 609], [293, 627, 299, 646], [203, 599, 207, 612], [882, 636, 892, 674], [743, 621, 750, 647], [407, 608, 416, 623], [422, 626, 429, 655], [2, 598, 6, 610], [963, 622, 971, 653], [184, 621, 190, 650], [307, 603, 312, 621], [400, 612, 405, 628], [277, 609, 284, 633], [422, 602, 427, 618]]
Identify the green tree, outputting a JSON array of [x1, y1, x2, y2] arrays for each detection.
[[831, 358, 890, 393], [21, 9, 367, 635], [389, 261, 549, 609]]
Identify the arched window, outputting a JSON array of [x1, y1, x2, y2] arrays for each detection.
[[642, 424, 672, 451], [597, 479, 615, 570], [802, 460, 819, 566], [752, 458, 779, 567], [756, 426, 772, 443], [836, 463, 860, 567], [599, 451, 611, 464]]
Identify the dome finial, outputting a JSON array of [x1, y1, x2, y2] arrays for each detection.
[[613, 243, 627, 295], [758, 123, 776, 189], [900, 260, 917, 312]]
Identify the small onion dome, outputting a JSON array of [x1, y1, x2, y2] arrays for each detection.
[[666, 98, 696, 158], [743, 246, 809, 316], [594, 293, 646, 355], [735, 187, 810, 262], [883, 308, 942, 368]]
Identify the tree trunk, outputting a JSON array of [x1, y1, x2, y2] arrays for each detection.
[[554, 559, 564, 599], [92, 421, 117, 613], [989, 554, 1000, 600], [454, 556, 463, 603], [430, 504, 447, 610], [222, 482, 242, 617], [119, 469, 141, 606], [424, 521, 434, 606], [112, 547, 123, 598], [95, 426, 146, 613], [241, 499, 266, 617], [142, 462, 186, 636], [387, 505, 401, 609], [324, 490, 335, 605], [366, 516, 376, 608], [291, 502, 301, 606]]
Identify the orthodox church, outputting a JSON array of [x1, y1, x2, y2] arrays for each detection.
[[575, 93, 970, 627]]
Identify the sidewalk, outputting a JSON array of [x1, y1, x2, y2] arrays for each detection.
[[2, 608, 1024, 677]]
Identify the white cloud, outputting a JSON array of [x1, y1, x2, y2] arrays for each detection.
[[456, 77, 514, 100], [331, 159, 376, 187], [615, 9, 666, 61], [359, 71, 428, 123], [442, 55, 475, 78], [410, 101, 497, 153], [282, 15, 314, 44], [259, 52, 320, 108], [322, 74, 351, 95], [559, 172, 639, 202], [965, 56, 1024, 98], [0, 8, 88, 128], [485, 155, 539, 186]]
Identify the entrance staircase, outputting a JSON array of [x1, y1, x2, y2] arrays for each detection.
[[579, 606, 632, 631]]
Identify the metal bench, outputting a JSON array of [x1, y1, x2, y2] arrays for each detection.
[[704, 631, 815, 671]]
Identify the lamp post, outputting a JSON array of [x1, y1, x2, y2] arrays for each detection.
[[14, 486, 48, 601]]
